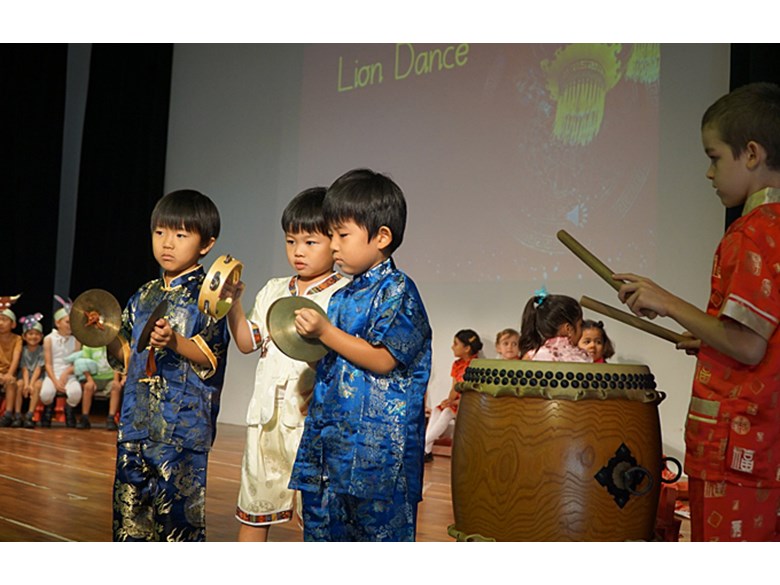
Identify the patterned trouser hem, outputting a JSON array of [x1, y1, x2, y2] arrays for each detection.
[[235, 507, 294, 527]]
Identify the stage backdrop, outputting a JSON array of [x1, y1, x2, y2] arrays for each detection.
[[164, 44, 729, 461]]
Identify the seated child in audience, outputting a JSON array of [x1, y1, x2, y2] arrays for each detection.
[[66, 345, 117, 429], [578, 319, 615, 363], [13, 314, 45, 428], [520, 291, 591, 362], [495, 327, 520, 360], [40, 297, 82, 427], [0, 307, 22, 427], [424, 329, 483, 461]]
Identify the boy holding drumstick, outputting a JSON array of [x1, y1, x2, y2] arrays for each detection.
[[617, 83, 780, 541]]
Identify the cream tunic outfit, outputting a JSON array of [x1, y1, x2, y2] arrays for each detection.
[[236, 272, 348, 526], [40, 330, 82, 407]]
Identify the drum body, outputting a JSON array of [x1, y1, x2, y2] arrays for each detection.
[[450, 359, 663, 542]]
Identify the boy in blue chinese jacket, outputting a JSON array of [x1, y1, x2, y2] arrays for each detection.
[[289, 168, 432, 541], [107, 189, 231, 541]]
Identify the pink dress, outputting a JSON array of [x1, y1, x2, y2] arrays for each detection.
[[524, 336, 592, 362]]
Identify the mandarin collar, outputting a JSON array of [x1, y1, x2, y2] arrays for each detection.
[[164, 265, 204, 290], [350, 257, 395, 290], [742, 187, 780, 216]]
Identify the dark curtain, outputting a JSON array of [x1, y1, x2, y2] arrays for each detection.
[[725, 44, 780, 228], [69, 44, 173, 308], [0, 45, 67, 331]]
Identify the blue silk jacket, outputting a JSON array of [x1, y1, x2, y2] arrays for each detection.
[[110, 266, 230, 452], [289, 258, 432, 502]]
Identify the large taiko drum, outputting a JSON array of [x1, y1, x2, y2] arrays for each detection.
[[449, 359, 666, 541]]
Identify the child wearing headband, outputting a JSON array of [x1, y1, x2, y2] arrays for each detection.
[[12, 314, 45, 428]]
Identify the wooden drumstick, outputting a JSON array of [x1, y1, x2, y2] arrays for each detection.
[[580, 296, 688, 345], [558, 230, 658, 319], [557, 230, 623, 292]]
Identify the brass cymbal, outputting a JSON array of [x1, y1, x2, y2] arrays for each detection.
[[198, 254, 243, 320], [71, 289, 122, 348], [136, 300, 169, 353], [267, 296, 330, 362]]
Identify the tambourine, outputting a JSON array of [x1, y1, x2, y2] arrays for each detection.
[[198, 254, 243, 320]]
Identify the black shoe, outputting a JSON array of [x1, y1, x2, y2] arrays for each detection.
[[10, 413, 22, 428], [106, 417, 118, 431], [76, 414, 91, 430], [424, 452, 434, 463], [22, 412, 35, 429], [41, 405, 53, 428], [0, 412, 13, 427], [65, 405, 77, 428]]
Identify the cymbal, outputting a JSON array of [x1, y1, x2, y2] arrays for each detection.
[[198, 254, 243, 320], [71, 289, 122, 348], [267, 296, 330, 362], [137, 300, 169, 353]]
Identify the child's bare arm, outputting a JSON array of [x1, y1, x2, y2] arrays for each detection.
[[9, 341, 21, 378], [43, 337, 64, 391], [57, 365, 74, 389], [439, 378, 459, 407], [225, 286, 256, 354], [616, 273, 767, 365], [29, 365, 42, 385], [295, 308, 398, 375]]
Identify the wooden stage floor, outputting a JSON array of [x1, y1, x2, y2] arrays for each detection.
[[1, 422, 690, 543], [0, 422, 455, 542]]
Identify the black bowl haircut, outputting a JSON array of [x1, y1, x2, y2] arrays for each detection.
[[281, 187, 328, 235], [323, 169, 406, 255], [150, 189, 221, 244]]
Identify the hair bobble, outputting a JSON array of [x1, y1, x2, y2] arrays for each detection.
[[533, 285, 548, 308]]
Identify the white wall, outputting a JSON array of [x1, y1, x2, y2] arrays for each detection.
[[165, 44, 730, 460]]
